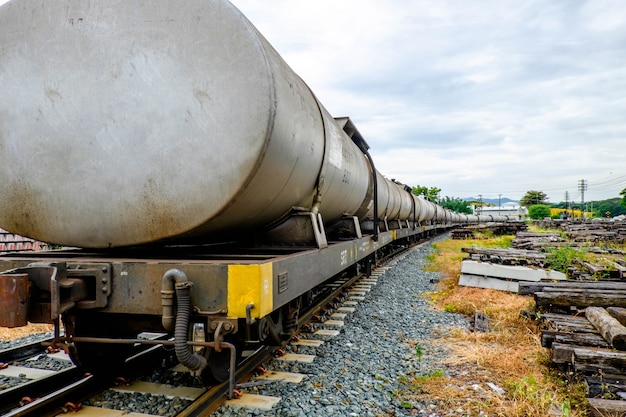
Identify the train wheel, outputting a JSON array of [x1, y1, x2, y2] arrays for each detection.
[[257, 311, 283, 346], [200, 347, 232, 385], [281, 298, 301, 340], [191, 322, 227, 385]]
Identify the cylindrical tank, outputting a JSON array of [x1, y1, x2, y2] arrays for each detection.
[[0, 0, 376, 248], [384, 182, 404, 220], [372, 179, 389, 220], [417, 197, 437, 222], [467, 215, 479, 223], [435, 206, 447, 222], [396, 187, 414, 221]]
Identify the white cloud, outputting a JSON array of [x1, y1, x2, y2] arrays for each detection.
[[232, 0, 626, 201], [2, 0, 624, 201], [581, 0, 626, 32]]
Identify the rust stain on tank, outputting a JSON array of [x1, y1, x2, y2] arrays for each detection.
[[45, 89, 63, 103], [0, 180, 45, 242], [194, 90, 211, 105], [133, 177, 186, 243]]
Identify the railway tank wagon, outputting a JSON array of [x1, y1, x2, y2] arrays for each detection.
[[0, 0, 482, 387]]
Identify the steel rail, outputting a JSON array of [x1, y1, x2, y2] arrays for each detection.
[[1, 373, 97, 417], [0, 338, 53, 363], [179, 244, 413, 416], [3, 238, 425, 417]]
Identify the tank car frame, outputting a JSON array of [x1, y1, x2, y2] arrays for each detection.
[[0, 0, 508, 392], [0, 215, 456, 387]]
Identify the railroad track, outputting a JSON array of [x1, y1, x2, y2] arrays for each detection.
[[210, 269, 390, 415], [0, 336, 84, 416], [0, 242, 418, 417]]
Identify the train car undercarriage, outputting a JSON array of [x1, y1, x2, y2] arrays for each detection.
[[0, 223, 451, 396]]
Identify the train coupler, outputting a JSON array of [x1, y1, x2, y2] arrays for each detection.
[[0, 272, 30, 327], [0, 262, 111, 327]]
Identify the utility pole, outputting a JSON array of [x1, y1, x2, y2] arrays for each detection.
[[498, 194, 501, 216], [564, 191, 569, 219], [578, 179, 587, 218]]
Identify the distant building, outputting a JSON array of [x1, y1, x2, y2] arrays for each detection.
[[473, 202, 528, 220]]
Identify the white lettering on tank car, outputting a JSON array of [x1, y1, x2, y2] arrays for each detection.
[[359, 242, 369, 253], [340, 249, 348, 266], [328, 135, 343, 170]]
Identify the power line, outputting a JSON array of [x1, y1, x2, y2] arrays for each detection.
[[442, 172, 626, 199]]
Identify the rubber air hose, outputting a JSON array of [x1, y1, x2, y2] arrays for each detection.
[[174, 281, 207, 372], [161, 269, 207, 373]]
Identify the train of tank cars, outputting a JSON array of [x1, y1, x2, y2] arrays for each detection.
[[0, 0, 517, 392]]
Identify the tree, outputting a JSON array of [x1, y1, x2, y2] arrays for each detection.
[[528, 204, 551, 220], [593, 198, 626, 218], [439, 196, 472, 214], [412, 185, 441, 202], [520, 190, 548, 207], [621, 188, 626, 210]]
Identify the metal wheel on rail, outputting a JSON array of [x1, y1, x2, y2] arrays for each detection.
[[256, 310, 283, 346], [201, 347, 236, 385]]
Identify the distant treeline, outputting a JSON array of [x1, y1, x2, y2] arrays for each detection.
[[550, 198, 625, 218]]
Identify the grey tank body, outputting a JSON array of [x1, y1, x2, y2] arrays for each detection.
[[0, 0, 387, 247]]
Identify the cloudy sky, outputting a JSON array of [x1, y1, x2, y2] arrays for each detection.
[[2, 0, 624, 203], [227, 0, 625, 203]]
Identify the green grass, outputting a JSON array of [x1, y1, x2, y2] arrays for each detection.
[[544, 246, 587, 273]]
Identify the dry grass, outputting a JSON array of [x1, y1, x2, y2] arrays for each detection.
[[0, 323, 53, 342], [397, 234, 588, 416]]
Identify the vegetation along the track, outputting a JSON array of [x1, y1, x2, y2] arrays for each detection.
[[6, 226, 626, 416], [407, 228, 588, 417]]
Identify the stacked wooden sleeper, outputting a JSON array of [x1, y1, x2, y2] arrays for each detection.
[[536, 295, 626, 415]]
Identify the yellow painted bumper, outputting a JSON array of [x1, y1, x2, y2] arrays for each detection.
[[227, 263, 273, 318]]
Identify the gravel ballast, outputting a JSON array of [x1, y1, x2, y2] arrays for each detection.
[[0, 332, 53, 351], [0, 236, 467, 416], [215, 235, 469, 417]]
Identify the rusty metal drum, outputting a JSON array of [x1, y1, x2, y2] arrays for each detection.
[[0, 0, 375, 247]]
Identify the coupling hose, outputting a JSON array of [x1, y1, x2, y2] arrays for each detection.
[[174, 281, 207, 372], [161, 269, 207, 373]]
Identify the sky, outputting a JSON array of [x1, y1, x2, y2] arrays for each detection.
[[2, 0, 625, 203], [227, 0, 626, 203]]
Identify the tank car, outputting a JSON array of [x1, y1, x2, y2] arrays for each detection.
[[0, 0, 482, 389]]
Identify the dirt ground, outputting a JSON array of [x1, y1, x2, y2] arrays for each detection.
[[0, 323, 54, 342]]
